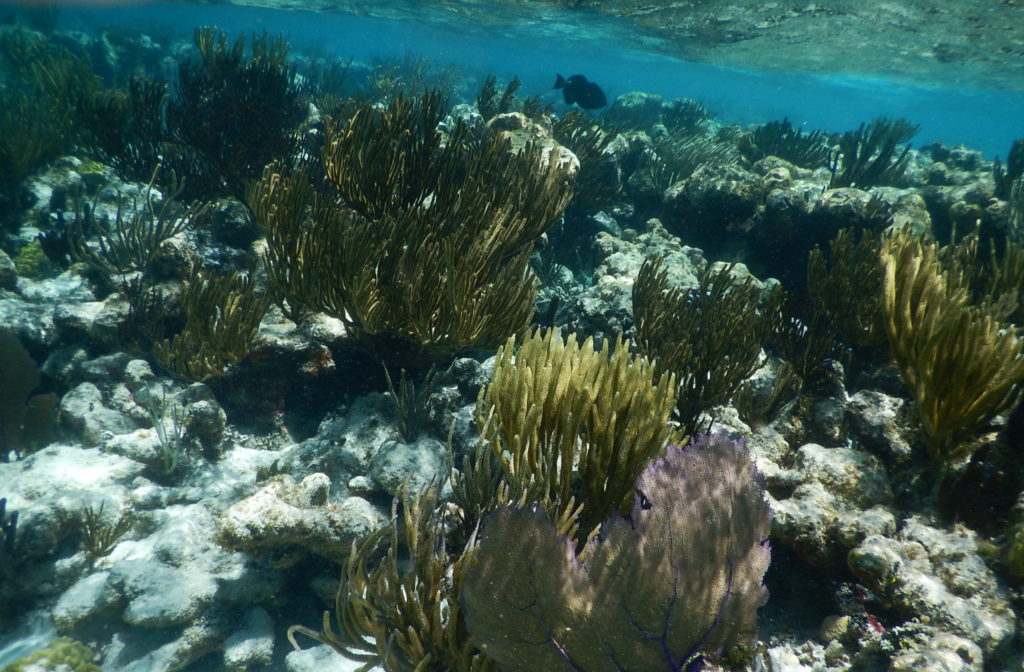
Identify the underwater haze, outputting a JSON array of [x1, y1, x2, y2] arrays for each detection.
[[2, 0, 1024, 671]]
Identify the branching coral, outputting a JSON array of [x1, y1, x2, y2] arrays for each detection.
[[287, 486, 495, 672], [734, 362, 802, 428], [77, 76, 171, 185], [462, 433, 771, 672], [67, 176, 204, 281], [1010, 177, 1024, 241], [0, 90, 70, 217], [807, 227, 887, 354], [65, 175, 209, 355], [661, 97, 711, 135], [943, 231, 1024, 325], [767, 294, 841, 384], [642, 131, 738, 195], [475, 75, 520, 121], [1, 637, 100, 672], [167, 27, 306, 200], [321, 91, 464, 220], [79, 503, 135, 562], [828, 116, 919, 189], [738, 118, 832, 169], [552, 110, 619, 216], [882, 229, 1024, 464], [153, 266, 269, 382], [634, 257, 780, 434], [0, 29, 92, 227], [472, 329, 681, 540], [383, 365, 444, 443], [363, 53, 463, 108], [994, 138, 1024, 201], [250, 92, 572, 365]]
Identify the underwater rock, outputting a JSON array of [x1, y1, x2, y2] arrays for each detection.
[[769, 443, 895, 569], [101, 429, 164, 470], [203, 198, 262, 251], [271, 393, 396, 481], [286, 643, 370, 672], [216, 473, 386, 566], [104, 609, 226, 672], [448, 356, 493, 401], [764, 640, 831, 671], [845, 390, 916, 462], [921, 179, 1005, 241], [368, 436, 447, 496], [793, 444, 891, 507], [888, 628, 982, 672], [486, 112, 579, 175], [662, 162, 764, 251], [0, 248, 16, 290], [76, 353, 134, 386], [53, 570, 117, 630], [117, 560, 219, 627], [760, 180, 819, 227], [59, 383, 137, 447], [918, 142, 989, 189], [52, 497, 262, 664], [872, 187, 932, 234], [567, 274, 634, 339], [223, 607, 275, 672], [848, 517, 1014, 657], [0, 279, 87, 348], [565, 218, 706, 339], [51, 299, 111, 345], [181, 398, 227, 454], [811, 188, 880, 228], [929, 143, 986, 173], [602, 91, 663, 130]]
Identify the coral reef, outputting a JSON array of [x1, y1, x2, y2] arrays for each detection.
[[1, 637, 100, 672], [1, 17, 1023, 672], [153, 266, 268, 382], [167, 28, 306, 200]]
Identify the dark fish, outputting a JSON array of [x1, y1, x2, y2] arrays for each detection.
[[553, 73, 607, 110]]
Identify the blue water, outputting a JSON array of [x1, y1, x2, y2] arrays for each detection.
[[54, 0, 1024, 160]]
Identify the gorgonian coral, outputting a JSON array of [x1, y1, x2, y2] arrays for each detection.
[[462, 433, 771, 672]]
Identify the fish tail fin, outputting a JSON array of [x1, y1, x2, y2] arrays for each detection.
[[553, 74, 565, 89]]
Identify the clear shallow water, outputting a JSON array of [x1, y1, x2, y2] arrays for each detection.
[[0, 2, 1021, 670], [56, 0, 1024, 159]]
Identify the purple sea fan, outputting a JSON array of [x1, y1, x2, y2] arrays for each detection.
[[462, 432, 771, 672]]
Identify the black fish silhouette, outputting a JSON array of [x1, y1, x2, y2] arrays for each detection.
[[553, 74, 607, 110]]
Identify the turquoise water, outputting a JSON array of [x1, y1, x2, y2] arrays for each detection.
[[58, 1, 1024, 159]]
